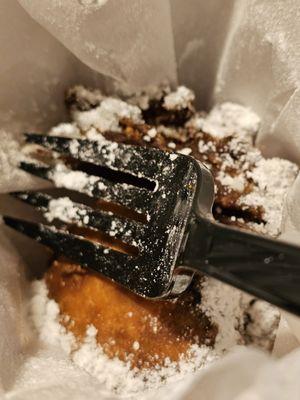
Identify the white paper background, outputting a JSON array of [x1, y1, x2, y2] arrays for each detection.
[[1, 0, 300, 398]]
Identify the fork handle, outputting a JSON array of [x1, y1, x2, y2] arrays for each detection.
[[180, 217, 300, 316]]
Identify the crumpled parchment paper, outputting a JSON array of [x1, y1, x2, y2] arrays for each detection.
[[1, 1, 300, 399]]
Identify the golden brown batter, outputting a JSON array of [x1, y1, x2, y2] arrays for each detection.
[[44, 85, 287, 370]]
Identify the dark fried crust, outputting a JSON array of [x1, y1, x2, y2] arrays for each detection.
[[44, 88, 266, 370]]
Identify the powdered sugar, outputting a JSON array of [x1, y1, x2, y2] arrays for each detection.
[[194, 118, 299, 237], [50, 163, 102, 195], [125, 84, 169, 110], [45, 197, 87, 224], [177, 147, 192, 156], [29, 280, 218, 396], [85, 127, 107, 141], [217, 171, 246, 192], [163, 86, 195, 110], [147, 128, 157, 138], [67, 85, 104, 109], [49, 123, 81, 138], [29, 275, 280, 397], [199, 278, 280, 353], [0, 130, 40, 192], [244, 299, 280, 350], [199, 279, 245, 351], [188, 102, 260, 140], [24, 85, 297, 398], [29, 280, 75, 354], [240, 158, 298, 236], [73, 97, 143, 133]]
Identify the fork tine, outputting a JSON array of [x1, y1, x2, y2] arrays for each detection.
[[10, 191, 144, 247], [3, 216, 130, 279], [19, 161, 153, 214], [24, 133, 174, 179]]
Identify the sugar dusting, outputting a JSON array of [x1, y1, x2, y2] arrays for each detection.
[[29, 276, 280, 396], [50, 163, 102, 195], [0, 130, 45, 192], [73, 97, 143, 133], [49, 122, 81, 138], [45, 197, 86, 224], [193, 112, 299, 236], [29, 280, 218, 396], [244, 298, 280, 350], [199, 279, 245, 350], [187, 102, 260, 140], [217, 171, 246, 192], [163, 86, 195, 111], [27, 84, 298, 397], [240, 158, 298, 236]]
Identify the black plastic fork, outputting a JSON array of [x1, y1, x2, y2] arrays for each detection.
[[3, 133, 300, 316]]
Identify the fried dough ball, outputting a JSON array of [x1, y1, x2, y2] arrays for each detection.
[[44, 87, 267, 370], [45, 258, 217, 369]]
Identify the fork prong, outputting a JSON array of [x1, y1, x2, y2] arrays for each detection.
[[10, 191, 144, 247], [24, 133, 175, 180], [3, 216, 130, 279], [19, 161, 153, 214]]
